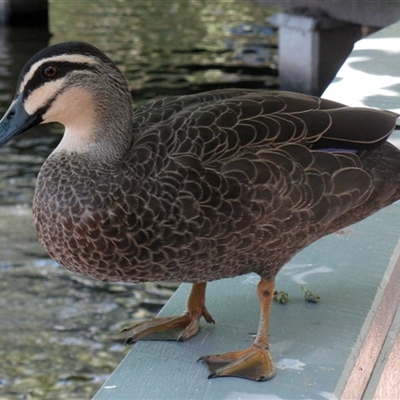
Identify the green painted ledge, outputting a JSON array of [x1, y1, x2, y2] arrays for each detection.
[[93, 21, 400, 400]]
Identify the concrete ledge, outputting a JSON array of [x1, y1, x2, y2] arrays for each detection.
[[94, 22, 400, 399]]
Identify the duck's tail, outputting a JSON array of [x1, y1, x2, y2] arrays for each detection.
[[323, 141, 400, 236]]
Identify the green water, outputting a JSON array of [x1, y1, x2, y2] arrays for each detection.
[[0, 1, 278, 398]]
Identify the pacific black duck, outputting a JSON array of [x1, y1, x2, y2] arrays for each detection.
[[1, 42, 400, 381]]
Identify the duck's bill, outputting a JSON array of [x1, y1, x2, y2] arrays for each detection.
[[0, 95, 42, 148]]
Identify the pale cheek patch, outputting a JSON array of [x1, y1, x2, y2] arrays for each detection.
[[24, 78, 66, 116], [43, 86, 94, 125], [49, 87, 97, 153]]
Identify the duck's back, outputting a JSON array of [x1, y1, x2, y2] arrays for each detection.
[[34, 90, 400, 283]]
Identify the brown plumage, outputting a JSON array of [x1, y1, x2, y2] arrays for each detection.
[[34, 90, 400, 283], [0, 42, 399, 381]]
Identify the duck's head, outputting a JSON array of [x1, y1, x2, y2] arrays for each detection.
[[0, 42, 134, 157]]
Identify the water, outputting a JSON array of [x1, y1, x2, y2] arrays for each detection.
[[0, 1, 278, 399]]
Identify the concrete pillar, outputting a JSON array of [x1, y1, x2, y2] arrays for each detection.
[[0, 0, 48, 26], [270, 12, 361, 96]]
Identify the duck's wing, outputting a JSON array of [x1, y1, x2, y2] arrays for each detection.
[[133, 90, 398, 162], [129, 90, 400, 270], [132, 89, 341, 133]]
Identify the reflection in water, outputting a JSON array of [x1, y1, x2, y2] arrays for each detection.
[[50, 0, 278, 102], [0, 1, 278, 398]]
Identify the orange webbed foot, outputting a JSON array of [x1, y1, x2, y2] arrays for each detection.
[[198, 279, 276, 381], [198, 345, 276, 381], [122, 282, 214, 344]]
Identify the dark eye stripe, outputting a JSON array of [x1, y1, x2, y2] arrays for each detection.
[[22, 61, 96, 98]]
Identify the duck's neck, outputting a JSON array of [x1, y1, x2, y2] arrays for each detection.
[[51, 79, 134, 163]]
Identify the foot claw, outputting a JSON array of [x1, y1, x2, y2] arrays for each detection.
[[124, 337, 136, 346]]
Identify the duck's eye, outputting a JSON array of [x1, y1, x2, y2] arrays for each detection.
[[42, 65, 58, 79]]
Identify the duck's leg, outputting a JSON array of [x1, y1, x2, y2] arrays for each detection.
[[123, 282, 214, 344], [199, 279, 276, 381]]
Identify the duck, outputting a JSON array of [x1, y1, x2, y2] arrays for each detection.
[[1, 41, 400, 381]]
